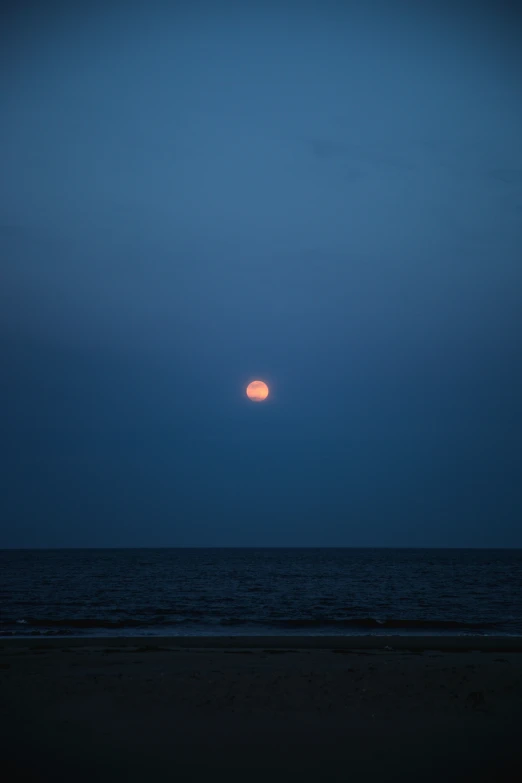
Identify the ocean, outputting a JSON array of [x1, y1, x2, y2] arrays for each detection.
[[1, 548, 521, 637]]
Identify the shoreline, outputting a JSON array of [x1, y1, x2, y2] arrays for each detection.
[[3, 633, 522, 651]]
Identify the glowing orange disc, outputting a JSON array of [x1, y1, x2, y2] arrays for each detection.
[[246, 380, 269, 402]]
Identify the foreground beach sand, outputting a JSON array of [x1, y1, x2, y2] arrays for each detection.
[[2, 636, 521, 782]]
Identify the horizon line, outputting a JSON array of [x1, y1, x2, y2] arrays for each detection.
[[1, 545, 521, 551]]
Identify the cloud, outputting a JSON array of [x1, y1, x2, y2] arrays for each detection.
[[308, 137, 349, 160], [486, 169, 522, 185], [304, 134, 417, 177]]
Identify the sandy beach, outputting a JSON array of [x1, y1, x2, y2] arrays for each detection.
[[2, 636, 521, 782]]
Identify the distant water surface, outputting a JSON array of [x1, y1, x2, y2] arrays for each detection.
[[1, 548, 521, 637]]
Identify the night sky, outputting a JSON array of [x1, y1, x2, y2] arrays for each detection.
[[1, 1, 521, 547]]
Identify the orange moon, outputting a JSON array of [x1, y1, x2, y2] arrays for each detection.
[[246, 380, 269, 402]]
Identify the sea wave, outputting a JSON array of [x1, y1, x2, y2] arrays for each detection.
[[0, 615, 506, 634], [218, 617, 502, 631]]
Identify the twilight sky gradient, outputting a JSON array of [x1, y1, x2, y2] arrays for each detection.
[[1, 0, 521, 547]]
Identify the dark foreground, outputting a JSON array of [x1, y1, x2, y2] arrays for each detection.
[[2, 636, 522, 782]]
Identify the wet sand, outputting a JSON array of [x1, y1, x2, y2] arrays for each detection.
[[2, 636, 521, 782]]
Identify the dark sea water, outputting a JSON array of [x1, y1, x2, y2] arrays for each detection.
[[1, 548, 521, 637]]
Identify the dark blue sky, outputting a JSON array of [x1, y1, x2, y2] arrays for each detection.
[[1, 1, 521, 547]]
